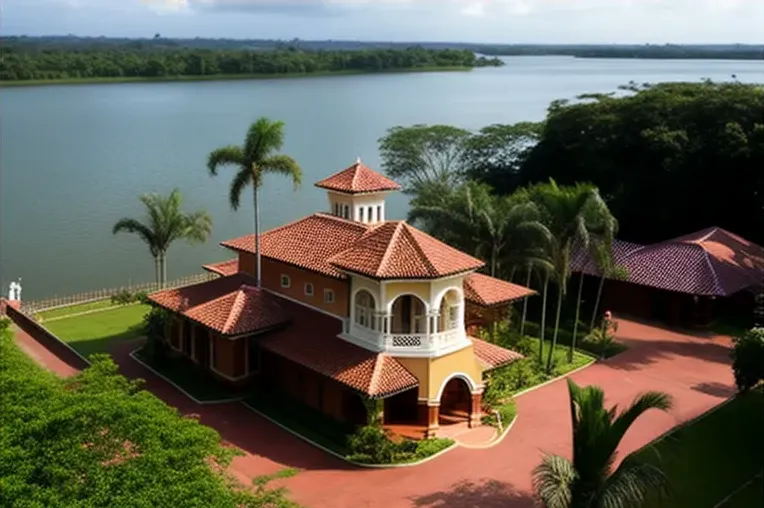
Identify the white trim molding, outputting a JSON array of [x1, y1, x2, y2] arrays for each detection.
[[434, 371, 481, 400]]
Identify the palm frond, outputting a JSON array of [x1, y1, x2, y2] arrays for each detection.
[[611, 391, 673, 443], [183, 210, 213, 243], [229, 168, 253, 211], [599, 459, 670, 508], [112, 218, 159, 257], [207, 145, 245, 176], [532, 454, 576, 508], [259, 154, 303, 189], [244, 117, 285, 162]]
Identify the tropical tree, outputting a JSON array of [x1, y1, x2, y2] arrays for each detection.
[[731, 328, 764, 393], [528, 180, 617, 372], [378, 124, 471, 194], [207, 117, 302, 287], [533, 379, 673, 508], [589, 264, 629, 333], [113, 189, 212, 287], [408, 181, 551, 278]]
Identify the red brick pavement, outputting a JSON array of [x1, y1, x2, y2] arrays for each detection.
[[14, 318, 735, 508]]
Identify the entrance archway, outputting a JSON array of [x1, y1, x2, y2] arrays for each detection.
[[439, 377, 471, 424]]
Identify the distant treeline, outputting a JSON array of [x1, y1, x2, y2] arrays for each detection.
[[0, 41, 502, 82], [3, 36, 762, 60]]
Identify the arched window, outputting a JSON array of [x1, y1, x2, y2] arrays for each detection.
[[391, 295, 427, 334], [354, 290, 376, 330], [438, 289, 462, 332]]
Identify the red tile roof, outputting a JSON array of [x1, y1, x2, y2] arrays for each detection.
[[148, 274, 290, 336], [221, 213, 370, 279], [258, 298, 419, 398], [571, 239, 644, 277], [471, 337, 524, 370], [572, 228, 764, 296], [464, 273, 536, 307], [329, 221, 485, 279], [202, 259, 239, 277], [314, 160, 401, 194]]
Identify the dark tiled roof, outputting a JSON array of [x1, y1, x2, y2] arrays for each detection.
[[471, 337, 524, 370], [314, 160, 401, 194], [571, 228, 764, 296], [148, 274, 290, 336], [464, 273, 536, 307], [258, 298, 418, 398], [570, 239, 644, 276]]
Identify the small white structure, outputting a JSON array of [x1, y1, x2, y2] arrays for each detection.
[[7, 279, 22, 301]]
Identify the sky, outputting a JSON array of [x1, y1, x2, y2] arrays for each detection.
[[3, 0, 763, 44]]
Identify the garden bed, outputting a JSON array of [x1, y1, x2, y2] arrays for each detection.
[[522, 321, 627, 358], [44, 304, 150, 357]]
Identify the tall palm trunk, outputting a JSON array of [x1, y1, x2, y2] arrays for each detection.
[[160, 252, 168, 287], [253, 183, 262, 287], [519, 265, 532, 337], [154, 256, 161, 289], [538, 273, 549, 364], [546, 282, 563, 372], [490, 246, 498, 278], [590, 274, 606, 331], [569, 272, 584, 362]]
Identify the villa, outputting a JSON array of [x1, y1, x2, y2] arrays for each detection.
[[147, 160, 534, 437]]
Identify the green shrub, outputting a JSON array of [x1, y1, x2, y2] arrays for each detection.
[[482, 399, 517, 428], [111, 289, 135, 305], [135, 291, 150, 304], [142, 306, 170, 364], [731, 328, 764, 392], [346, 425, 454, 464]]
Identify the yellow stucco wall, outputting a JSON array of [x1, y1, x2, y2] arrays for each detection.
[[385, 281, 430, 309], [395, 345, 484, 401]]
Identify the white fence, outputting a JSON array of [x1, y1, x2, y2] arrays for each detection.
[[20, 273, 216, 314]]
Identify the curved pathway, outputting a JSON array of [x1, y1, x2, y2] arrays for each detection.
[[14, 318, 735, 508]]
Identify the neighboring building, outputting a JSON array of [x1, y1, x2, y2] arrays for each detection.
[[571, 227, 764, 327], [148, 160, 534, 437]]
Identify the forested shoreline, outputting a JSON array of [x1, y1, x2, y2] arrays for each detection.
[[0, 42, 503, 83]]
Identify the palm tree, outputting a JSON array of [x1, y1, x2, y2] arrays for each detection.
[[113, 189, 212, 287], [207, 117, 302, 287], [533, 379, 673, 508], [529, 180, 616, 372], [409, 182, 551, 278], [589, 264, 629, 333]]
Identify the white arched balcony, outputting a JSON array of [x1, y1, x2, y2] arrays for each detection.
[[346, 287, 468, 357]]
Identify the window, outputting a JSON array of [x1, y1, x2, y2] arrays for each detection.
[[376, 205, 382, 221], [354, 290, 376, 330], [368, 206, 374, 222], [324, 289, 335, 303], [334, 203, 340, 216], [359, 207, 365, 223], [304, 282, 314, 296], [343, 205, 349, 219], [280, 274, 291, 288]]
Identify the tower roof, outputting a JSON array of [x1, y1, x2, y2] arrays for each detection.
[[328, 221, 484, 279], [314, 159, 401, 195]]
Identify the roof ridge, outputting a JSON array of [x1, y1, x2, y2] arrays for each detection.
[[699, 249, 725, 296], [350, 163, 361, 190], [368, 354, 386, 396], [403, 223, 438, 277], [376, 222, 405, 277], [222, 288, 248, 334]]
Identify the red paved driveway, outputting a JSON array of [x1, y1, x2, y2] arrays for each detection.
[[14, 318, 735, 508]]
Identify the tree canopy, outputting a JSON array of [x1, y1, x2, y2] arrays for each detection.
[[384, 81, 764, 246], [0, 321, 293, 507], [0, 42, 502, 82]]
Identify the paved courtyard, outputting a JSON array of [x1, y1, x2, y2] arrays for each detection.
[[13, 317, 736, 508]]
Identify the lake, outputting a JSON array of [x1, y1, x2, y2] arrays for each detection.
[[1, 56, 762, 300]]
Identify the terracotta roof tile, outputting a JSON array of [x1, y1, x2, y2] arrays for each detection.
[[258, 298, 418, 398], [329, 221, 485, 279], [572, 228, 764, 296], [464, 273, 536, 307], [471, 337, 524, 370], [220, 213, 370, 279], [148, 274, 290, 336], [314, 160, 401, 194], [202, 259, 239, 277]]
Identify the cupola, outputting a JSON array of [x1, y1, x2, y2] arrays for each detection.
[[314, 158, 401, 224]]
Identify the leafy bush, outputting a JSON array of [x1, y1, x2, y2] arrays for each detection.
[[135, 290, 150, 304], [0, 330, 294, 507], [111, 289, 135, 305], [346, 425, 454, 464], [142, 306, 170, 364], [731, 328, 764, 393], [482, 400, 517, 429]]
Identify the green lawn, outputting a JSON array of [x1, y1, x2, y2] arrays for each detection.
[[37, 299, 118, 321], [134, 348, 245, 402], [638, 391, 764, 508], [523, 321, 627, 359], [45, 304, 150, 357]]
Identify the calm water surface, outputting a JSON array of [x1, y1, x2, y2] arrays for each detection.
[[2, 57, 762, 299]]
